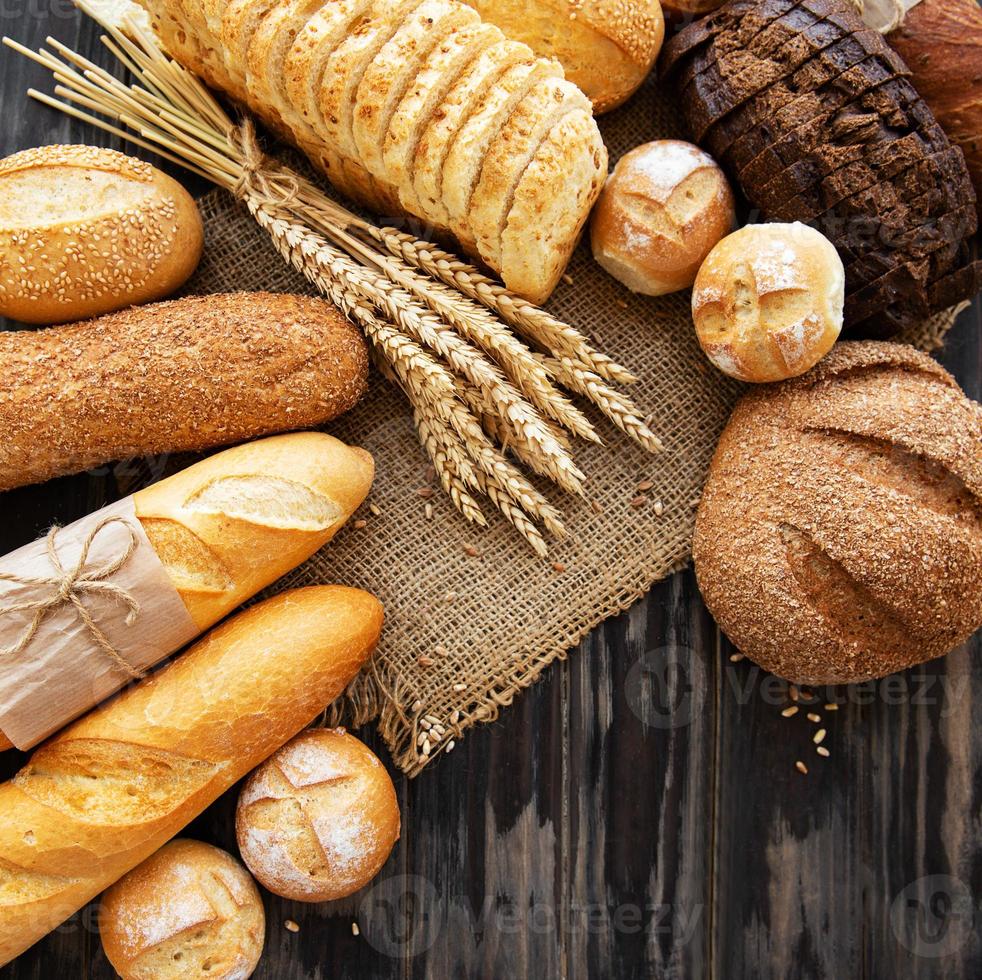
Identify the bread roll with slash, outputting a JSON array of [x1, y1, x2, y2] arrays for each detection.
[[0, 585, 384, 967], [0, 291, 369, 492], [236, 728, 400, 902], [0, 145, 203, 325], [590, 139, 735, 296], [0, 432, 374, 752], [100, 839, 265, 980]]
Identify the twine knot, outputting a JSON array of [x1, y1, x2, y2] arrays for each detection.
[[0, 517, 145, 679], [231, 119, 301, 208]]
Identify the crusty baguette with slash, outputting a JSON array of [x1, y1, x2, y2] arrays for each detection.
[[0, 291, 369, 492], [0, 431, 373, 753], [0, 585, 384, 967]]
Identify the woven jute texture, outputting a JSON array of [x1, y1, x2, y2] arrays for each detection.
[[173, 76, 957, 776]]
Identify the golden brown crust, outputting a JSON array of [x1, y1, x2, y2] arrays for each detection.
[[134, 432, 375, 630], [236, 728, 400, 901], [0, 586, 383, 967], [0, 145, 203, 325], [590, 139, 735, 297], [141, 0, 607, 303], [692, 222, 844, 383], [693, 341, 982, 685], [0, 292, 369, 492], [100, 839, 265, 980], [459, 0, 665, 112]]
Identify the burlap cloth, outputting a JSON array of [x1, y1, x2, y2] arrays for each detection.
[[154, 77, 958, 776]]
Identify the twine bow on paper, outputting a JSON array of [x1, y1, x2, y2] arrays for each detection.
[[0, 517, 146, 679]]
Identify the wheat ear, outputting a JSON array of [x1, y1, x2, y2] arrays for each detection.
[[548, 358, 665, 454], [359, 225, 638, 385]]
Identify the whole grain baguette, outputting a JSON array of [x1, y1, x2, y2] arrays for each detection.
[[0, 145, 202, 325], [0, 292, 369, 491], [0, 585, 384, 967]]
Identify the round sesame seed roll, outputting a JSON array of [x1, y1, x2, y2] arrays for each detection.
[[0, 145, 203, 325]]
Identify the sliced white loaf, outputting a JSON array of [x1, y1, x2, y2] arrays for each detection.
[[137, 0, 607, 303]]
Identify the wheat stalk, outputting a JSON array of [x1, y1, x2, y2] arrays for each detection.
[[5, 6, 665, 554], [359, 225, 638, 385]]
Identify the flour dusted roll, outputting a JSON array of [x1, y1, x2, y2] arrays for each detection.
[[100, 840, 265, 980], [590, 140, 735, 296], [236, 728, 400, 901], [0, 292, 369, 491], [0, 145, 202, 325], [692, 222, 844, 382], [0, 586, 384, 966]]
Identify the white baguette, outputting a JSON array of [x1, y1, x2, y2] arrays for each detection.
[[0, 585, 384, 967]]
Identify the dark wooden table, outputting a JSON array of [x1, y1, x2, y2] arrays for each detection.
[[1, 7, 980, 979]]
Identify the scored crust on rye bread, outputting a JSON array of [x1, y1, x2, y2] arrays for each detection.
[[694, 342, 982, 685], [734, 74, 938, 189], [676, 0, 862, 110], [699, 37, 911, 161]]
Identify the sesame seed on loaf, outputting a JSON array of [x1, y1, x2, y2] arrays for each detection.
[[693, 341, 982, 685], [0, 291, 369, 492]]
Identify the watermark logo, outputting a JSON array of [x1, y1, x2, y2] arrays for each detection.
[[625, 645, 706, 730], [890, 875, 975, 959], [358, 873, 442, 958]]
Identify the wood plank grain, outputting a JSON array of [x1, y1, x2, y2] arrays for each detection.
[[564, 570, 718, 980]]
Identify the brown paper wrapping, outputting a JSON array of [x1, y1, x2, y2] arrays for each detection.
[[0, 496, 198, 749]]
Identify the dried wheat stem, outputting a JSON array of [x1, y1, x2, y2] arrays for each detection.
[[458, 386, 577, 528], [360, 225, 637, 385], [416, 411, 549, 556], [323, 243, 580, 478], [293, 199, 598, 442], [408, 408, 488, 527], [548, 357, 665, 454]]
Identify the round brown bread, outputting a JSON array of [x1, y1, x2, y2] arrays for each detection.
[[0, 145, 203, 325], [693, 341, 982, 685], [0, 291, 369, 491], [235, 728, 400, 902], [99, 839, 265, 980], [590, 140, 735, 296], [691, 222, 844, 382]]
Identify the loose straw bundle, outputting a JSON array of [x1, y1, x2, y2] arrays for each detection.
[[5, 3, 663, 554]]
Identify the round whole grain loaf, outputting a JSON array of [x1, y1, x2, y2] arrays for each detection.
[[693, 341, 982, 685]]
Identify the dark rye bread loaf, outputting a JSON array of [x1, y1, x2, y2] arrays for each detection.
[[733, 73, 936, 188], [658, 0, 980, 334], [694, 342, 982, 685], [705, 37, 908, 160]]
